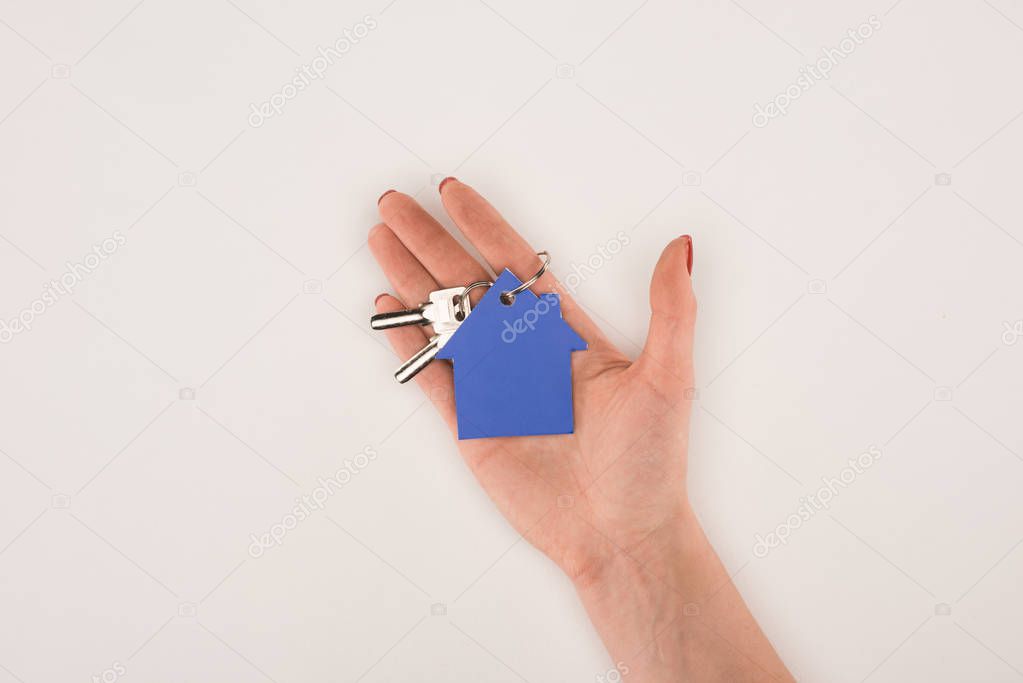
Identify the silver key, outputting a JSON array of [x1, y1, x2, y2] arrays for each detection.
[[370, 287, 470, 331], [370, 287, 472, 383], [393, 330, 454, 383]]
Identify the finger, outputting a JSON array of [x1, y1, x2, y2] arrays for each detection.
[[375, 294, 457, 430], [367, 222, 438, 306], [636, 236, 696, 392], [377, 190, 491, 288], [438, 178, 606, 344]]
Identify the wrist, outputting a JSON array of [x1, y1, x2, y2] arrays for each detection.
[[570, 504, 793, 682], [570, 508, 702, 679], [571, 503, 704, 597]]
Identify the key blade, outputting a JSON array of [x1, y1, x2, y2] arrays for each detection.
[[370, 309, 428, 330], [394, 337, 440, 383], [382, 286, 473, 383]]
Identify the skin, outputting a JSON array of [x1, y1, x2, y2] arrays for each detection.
[[369, 179, 793, 681]]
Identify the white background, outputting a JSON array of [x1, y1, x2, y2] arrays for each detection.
[[1, 0, 1023, 681]]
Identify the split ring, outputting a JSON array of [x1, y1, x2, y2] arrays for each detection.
[[500, 251, 550, 305]]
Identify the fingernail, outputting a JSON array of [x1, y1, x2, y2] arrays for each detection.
[[377, 189, 396, 205], [374, 293, 388, 306], [438, 176, 457, 193], [681, 235, 693, 275]]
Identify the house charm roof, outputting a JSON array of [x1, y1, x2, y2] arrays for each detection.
[[437, 269, 587, 439]]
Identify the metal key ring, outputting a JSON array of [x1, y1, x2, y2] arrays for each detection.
[[453, 280, 494, 320], [501, 251, 550, 304]]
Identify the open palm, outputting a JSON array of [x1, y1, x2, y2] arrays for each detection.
[[370, 179, 696, 582]]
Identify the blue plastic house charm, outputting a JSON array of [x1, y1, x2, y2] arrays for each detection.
[[436, 269, 587, 439]]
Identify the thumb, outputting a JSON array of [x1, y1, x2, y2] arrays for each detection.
[[636, 235, 696, 389]]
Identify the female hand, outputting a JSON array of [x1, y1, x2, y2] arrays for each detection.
[[370, 178, 791, 681]]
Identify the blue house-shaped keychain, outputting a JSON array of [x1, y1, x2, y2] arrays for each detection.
[[437, 268, 587, 439]]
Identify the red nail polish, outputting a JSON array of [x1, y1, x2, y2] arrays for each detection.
[[438, 176, 457, 193], [377, 189, 396, 205], [682, 235, 693, 275]]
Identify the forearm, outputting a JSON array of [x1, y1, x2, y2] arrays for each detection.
[[573, 506, 792, 682]]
